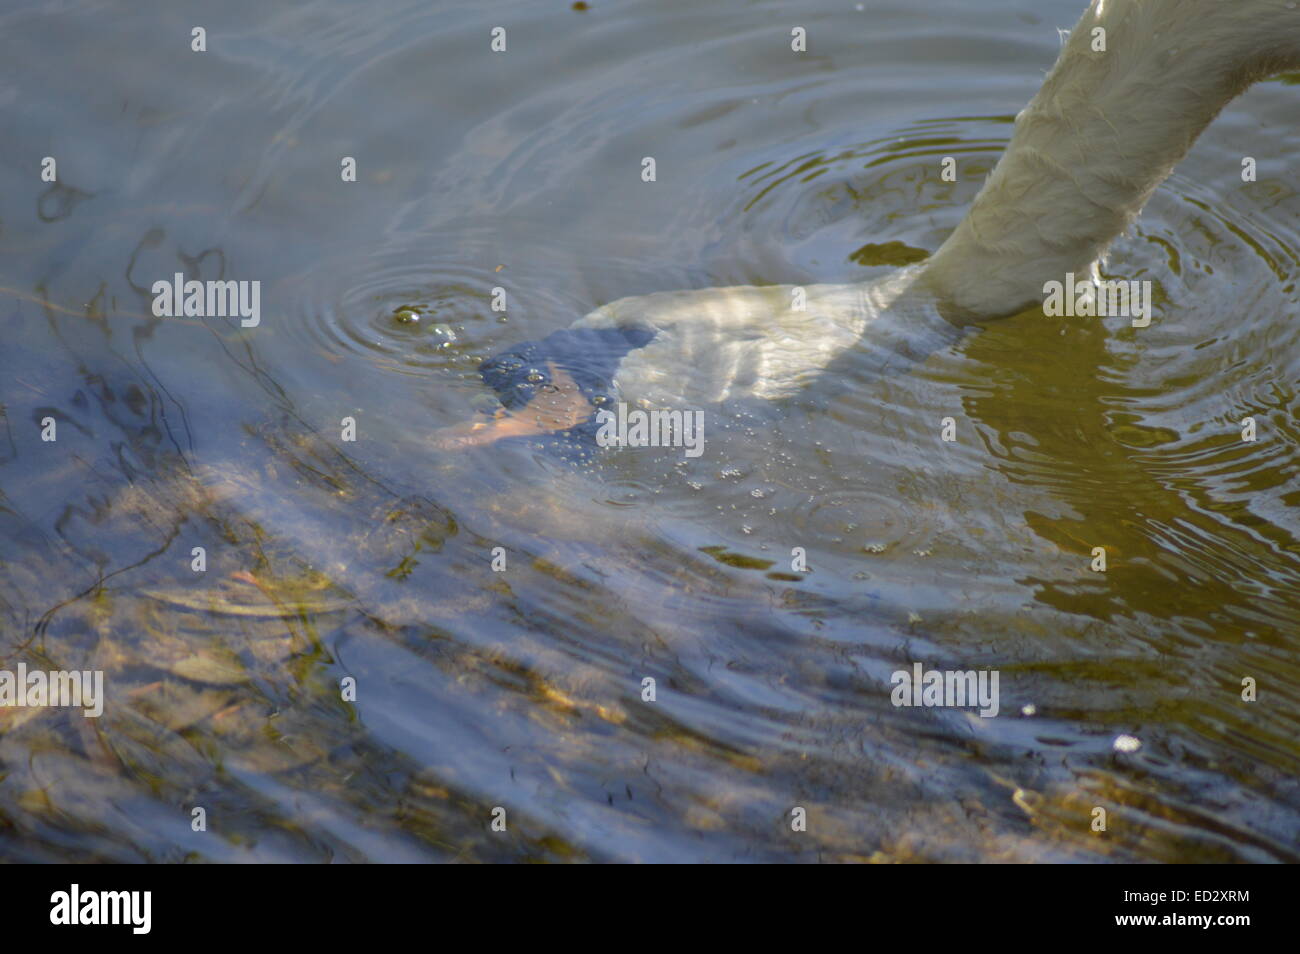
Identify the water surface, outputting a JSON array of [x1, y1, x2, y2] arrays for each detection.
[[1, 0, 1297, 862]]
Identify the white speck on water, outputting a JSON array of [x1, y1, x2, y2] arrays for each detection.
[[1113, 734, 1142, 753], [1021, 704, 1037, 716]]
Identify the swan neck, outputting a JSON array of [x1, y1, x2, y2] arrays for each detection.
[[921, 0, 1300, 319]]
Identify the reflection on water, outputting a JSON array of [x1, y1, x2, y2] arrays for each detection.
[[1, 0, 1297, 862]]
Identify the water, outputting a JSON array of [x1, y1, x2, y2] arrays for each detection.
[[1, 0, 1297, 862]]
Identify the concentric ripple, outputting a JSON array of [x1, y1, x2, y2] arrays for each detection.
[[280, 250, 511, 378]]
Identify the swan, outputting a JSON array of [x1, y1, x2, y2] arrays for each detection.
[[436, 0, 1300, 449]]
